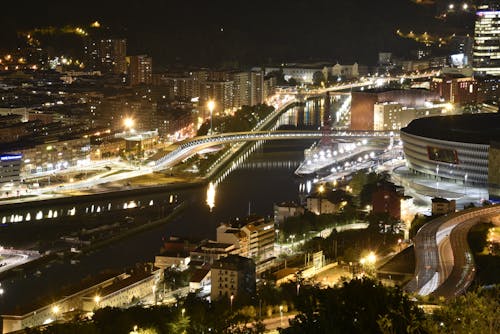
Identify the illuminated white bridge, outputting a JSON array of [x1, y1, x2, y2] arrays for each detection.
[[153, 130, 393, 171], [0, 73, 435, 201]]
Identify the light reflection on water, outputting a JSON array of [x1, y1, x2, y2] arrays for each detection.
[[0, 96, 338, 312]]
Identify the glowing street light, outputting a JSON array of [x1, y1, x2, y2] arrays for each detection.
[[360, 251, 377, 273], [94, 295, 101, 304], [124, 117, 135, 131], [52, 305, 60, 315], [230, 294, 234, 312], [207, 100, 215, 135], [366, 251, 377, 265]]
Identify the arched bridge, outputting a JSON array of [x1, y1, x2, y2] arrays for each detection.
[[153, 130, 393, 171]]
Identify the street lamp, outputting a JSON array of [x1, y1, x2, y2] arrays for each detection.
[[124, 117, 135, 132], [279, 305, 284, 326], [207, 100, 215, 135], [230, 294, 234, 312], [318, 184, 325, 215], [464, 173, 468, 195], [366, 251, 376, 265], [436, 165, 440, 197], [360, 252, 377, 275]]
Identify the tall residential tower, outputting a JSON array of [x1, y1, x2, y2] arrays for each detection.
[[473, 2, 500, 75]]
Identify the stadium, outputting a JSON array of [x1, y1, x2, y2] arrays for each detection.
[[400, 113, 500, 199]]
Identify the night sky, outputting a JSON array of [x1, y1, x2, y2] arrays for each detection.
[[0, 0, 462, 67]]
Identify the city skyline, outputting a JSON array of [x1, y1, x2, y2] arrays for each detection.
[[0, 0, 473, 67], [0, 1, 499, 333]]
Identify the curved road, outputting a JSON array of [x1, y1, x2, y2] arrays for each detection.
[[406, 205, 500, 299]]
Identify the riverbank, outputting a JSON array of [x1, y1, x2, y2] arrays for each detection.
[[0, 200, 188, 282]]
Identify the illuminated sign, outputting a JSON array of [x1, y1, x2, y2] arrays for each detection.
[[427, 146, 458, 164], [0, 154, 22, 161]]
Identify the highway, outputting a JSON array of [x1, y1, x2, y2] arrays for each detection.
[[406, 205, 500, 299]]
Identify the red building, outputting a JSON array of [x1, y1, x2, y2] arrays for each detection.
[[430, 75, 478, 105], [371, 182, 406, 220], [350, 89, 439, 131]]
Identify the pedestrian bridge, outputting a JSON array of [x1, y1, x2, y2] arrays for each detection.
[[153, 130, 394, 170]]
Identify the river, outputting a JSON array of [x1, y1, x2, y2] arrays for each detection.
[[0, 96, 340, 313]]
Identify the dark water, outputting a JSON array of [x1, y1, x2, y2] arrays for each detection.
[[0, 95, 342, 313]]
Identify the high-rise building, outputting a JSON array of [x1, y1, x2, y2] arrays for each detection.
[[128, 55, 153, 86], [231, 71, 251, 108], [250, 71, 264, 105], [204, 80, 234, 112], [473, 3, 500, 75], [98, 38, 127, 74]]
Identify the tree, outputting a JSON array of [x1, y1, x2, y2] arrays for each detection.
[[426, 287, 500, 334], [409, 214, 429, 239], [283, 277, 426, 334], [312, 71, 325, 86], [267, 70, 286, 86]]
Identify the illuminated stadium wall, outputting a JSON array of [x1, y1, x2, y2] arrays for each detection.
[[401, 131, 489, 184], [401, 114, 500, 197]]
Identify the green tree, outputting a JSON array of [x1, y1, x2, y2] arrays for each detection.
[[426, 287, 500, 334], [283, 278, 426, 334], [312, 71, 325, 86], [409, 214, 430, 239]]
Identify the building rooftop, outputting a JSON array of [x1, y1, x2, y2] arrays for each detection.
[[3, 271, 121, 316], [275, 201, 302, 208], [192, 241, 236, 254], [432, 197, 453, 204], [92, 269, 156, 298], [189, 268, 210, 283], [212, 255, 255, 271], [402, 113, 500, 145]]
